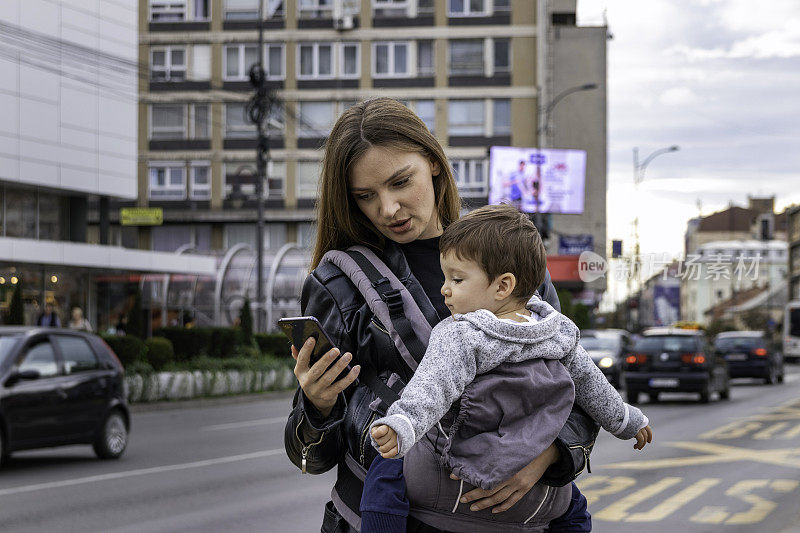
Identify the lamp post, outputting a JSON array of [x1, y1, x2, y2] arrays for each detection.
[[538, 82, 598, 148], [629, 145, 680, 309]]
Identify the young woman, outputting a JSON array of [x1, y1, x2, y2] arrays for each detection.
[[284, 98, 596, 532]]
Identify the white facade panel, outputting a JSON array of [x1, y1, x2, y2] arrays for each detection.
[[20, 99, 58, 143], [0, 157, 20, 182], [0, 0, 137, 200], [0, 57, 19, 93]]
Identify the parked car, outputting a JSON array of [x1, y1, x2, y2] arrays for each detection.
[[0, 327, 130, 465], [579, 329, 632, 387], [714, 331, 784, 384], [623, 327, 730, 404]]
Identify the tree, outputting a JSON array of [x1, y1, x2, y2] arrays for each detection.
[[557, 289, 592, 330], [239, 297, 254, 346], [126, 288, 144, 339], [8, 282, 24, 325]]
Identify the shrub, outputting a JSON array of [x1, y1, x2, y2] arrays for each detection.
[[8, 283, 23, 325], [126, 289, 144, 339], [255, 333, 292, 358], [153, 327, 210, 361], [239, 297, 254, 346], [208, 327, 240, 359], [145, 336, 175, 371], [102, 335, 147, 369]]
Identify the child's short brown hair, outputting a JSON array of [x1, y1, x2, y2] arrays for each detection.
[[439, 204, 547, 302]]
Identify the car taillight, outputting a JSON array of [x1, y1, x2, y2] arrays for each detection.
[[752, 348, 768, 357], [681, 352, 706, 364], [626, 354, 647, 364]]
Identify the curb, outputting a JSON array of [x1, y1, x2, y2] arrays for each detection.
[[130, 389, 295, 413]]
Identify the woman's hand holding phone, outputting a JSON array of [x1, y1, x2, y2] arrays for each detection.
[[292, 337, 361, 418]]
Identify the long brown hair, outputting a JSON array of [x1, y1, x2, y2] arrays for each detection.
[[310, 98, 461, 269]]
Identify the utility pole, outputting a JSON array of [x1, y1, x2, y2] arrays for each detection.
[[248, 1, 276, 333]]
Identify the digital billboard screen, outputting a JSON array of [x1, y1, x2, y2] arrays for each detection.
[[488, 146, 586, 214]]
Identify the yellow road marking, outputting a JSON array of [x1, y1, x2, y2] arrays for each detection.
[[725, 480, 777, 524], [753, 422, 790, 440], [625, 478, 721, 522], [691, 505, 729, 524], [785, 424, 800, 439], [600, 441, 800, 470], [700, 421, 763, 440], [575, 475, 636, 505], [593, 477, 682, 522]]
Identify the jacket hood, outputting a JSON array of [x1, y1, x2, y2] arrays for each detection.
[[452, 296, 579, 355]]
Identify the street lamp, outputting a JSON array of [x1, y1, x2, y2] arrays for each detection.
[[539, 82, 599, 148], [629, 145, 680, 308], [633, 145, 680, 185]]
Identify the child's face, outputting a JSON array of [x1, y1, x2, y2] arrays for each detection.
[[440, 252, 502, 315]]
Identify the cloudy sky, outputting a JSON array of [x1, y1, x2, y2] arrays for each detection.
[[576, 0, 800, 304]]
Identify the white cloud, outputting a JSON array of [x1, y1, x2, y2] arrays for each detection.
[[658, 87, 700, 106]]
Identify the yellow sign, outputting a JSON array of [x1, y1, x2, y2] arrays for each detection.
[[120, 208, 163, 226]]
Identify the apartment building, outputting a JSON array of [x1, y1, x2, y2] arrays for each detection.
[[134, 0, 607, 323], [0, 0, 215, 330]]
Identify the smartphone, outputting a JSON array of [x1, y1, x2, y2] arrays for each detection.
[[277, 316, 336, 366]]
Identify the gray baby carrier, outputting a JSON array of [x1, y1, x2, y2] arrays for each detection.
[[321, 246, 572, 532]]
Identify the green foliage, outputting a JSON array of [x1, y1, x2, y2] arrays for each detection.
[[8, 282, 24, 325], [705, 318, 738, 339], [162, 354, 294, 373], [255, 333, 292, 358], [126, 289, 144, 339], [207, 327, 240, 359], [239, 298, 254, 346], [557, 289, 592, 330], [125, 359, 155, 375], [102, 335, 147, 368], [145, 336, 175, 371], [153, 327, 210, 361], [740, 309, 770, 333]]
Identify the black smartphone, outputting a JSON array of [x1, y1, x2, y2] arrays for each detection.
[[277, 316, 336, 366]]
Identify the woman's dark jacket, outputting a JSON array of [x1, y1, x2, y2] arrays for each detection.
[[283, 242, 599, 529]]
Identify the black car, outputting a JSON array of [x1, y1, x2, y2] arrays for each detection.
[[579, 329, 631, 387], [623, 327, 730, 404], [714, 331, 784, 384], [0, 327, 130, 465]]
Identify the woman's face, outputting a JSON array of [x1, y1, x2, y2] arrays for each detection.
[[349, 145, 442, 244]]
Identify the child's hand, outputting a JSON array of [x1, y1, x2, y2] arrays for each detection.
[[634, 425, 653, 450], [371, 424, 399, 458]]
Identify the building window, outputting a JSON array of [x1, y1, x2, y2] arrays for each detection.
[[418, 0, 434, 14], [451, 159, 488, 197], [223, 0, 283, 19], [298, 0, 333, 18], [373, 0, 408, 17], [296, 161, 322, 199], [494, 38, 510, 72], [298, 222, 317, 249], [449, 39, 484, 75], [225, 102, 284, 137], [448, 100, 485, 136], [149, 164, 187, 200], [190, 163, 211, 200], [341, 43, 360, 78], [413, 100, 435, 134], [417, 40, 434, 76], [225, 44, 254, 80], [150, 0, 209, 21], [223, 161, 286, 199], [448, 0, 487, 16], [150, 104, 209, 140], [151, 47, 186, 81], [298, 43, 334, 79], [297, 101, 335, 137], [224, 44, 283, 81], [373, 42, 410, 78], [493, 0, 511, 11], [493, 99, 510, 135], [150, 105, 185, 139], [5, 188, 36, 238]]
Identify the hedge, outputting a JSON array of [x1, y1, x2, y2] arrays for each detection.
[[255, 333, 292, 358], [102, 335, 147, 368], [145, 336, 175, 371]]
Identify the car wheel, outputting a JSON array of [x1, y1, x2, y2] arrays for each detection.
[[778, 367, 785, 383], [648, 392, 659, 403], [627, 390, 639, 404], [719, 380, 731, 400], [699, 382, 711, 403], [765, 366, 777, 385], [0, 427, 9, 467], [93, 410, 128, 460]]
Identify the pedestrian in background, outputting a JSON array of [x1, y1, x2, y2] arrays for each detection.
[[36, 301, 62, 327], [68, 306, 93, 332]]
